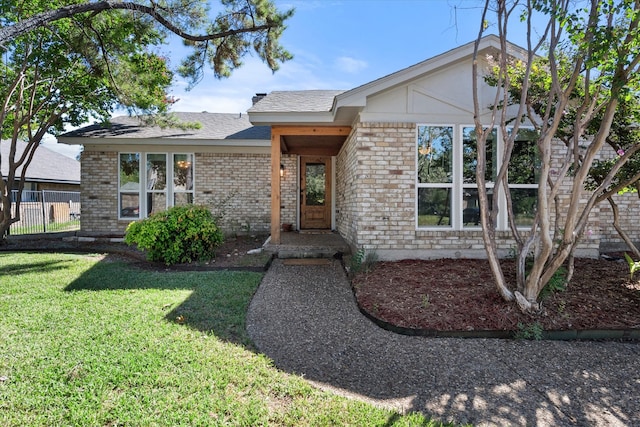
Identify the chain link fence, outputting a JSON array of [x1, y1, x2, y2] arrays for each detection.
[[9, 190, 80, 235]]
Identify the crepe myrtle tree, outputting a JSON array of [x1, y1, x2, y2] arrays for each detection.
[[0, 0, 293, 240], [585, 94, 640, 259], [471, 0, 640, 312]]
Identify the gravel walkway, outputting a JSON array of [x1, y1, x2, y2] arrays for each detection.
[[246, 259, 640, 427]]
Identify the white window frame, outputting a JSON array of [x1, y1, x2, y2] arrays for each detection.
[[459, 125, 500, 230], [416, 125, 538, 231], [171, 153, 195, 206], [118, 152, 142, 220], [118, 151, 195, 220], [415, 124, 455, 229], [145, 152, 168, 216], [506, 127, 540, 229]]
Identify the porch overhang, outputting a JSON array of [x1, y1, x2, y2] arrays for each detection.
[[270, 125, 351, 245]]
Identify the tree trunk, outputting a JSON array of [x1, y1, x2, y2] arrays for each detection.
[[608, 196, 640, 259]]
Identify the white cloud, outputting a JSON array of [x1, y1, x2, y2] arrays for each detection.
[[334, 56, 368, 74], [167, 51, 358, 113]]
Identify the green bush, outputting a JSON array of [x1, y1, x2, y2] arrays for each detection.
[[125, 205, 224, 265]]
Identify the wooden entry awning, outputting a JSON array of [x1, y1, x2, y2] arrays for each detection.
[[270, 125, 351, 244]]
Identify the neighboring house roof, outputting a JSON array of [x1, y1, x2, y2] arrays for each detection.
[[1, 140, 80, 184], [59, 112, 271, 143]]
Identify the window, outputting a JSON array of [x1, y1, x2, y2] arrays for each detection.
[[146, 153, 167, 216], [173, 154, 194, 205], [417, 126, 453, 227], [508, 128, 540, 226], [119, 152, 194, 219], [462, 127, 497, 228], [416, 125, 539, 230], [120, 153, 141, 219]]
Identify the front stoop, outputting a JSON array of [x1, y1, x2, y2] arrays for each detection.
[[263, 231, 351, 259]]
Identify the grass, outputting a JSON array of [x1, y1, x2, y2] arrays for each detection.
[[9, 220, 80, 235], [0, 252, 444, 426]]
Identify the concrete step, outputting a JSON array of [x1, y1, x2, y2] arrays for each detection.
[[276, 247, 346, 259]]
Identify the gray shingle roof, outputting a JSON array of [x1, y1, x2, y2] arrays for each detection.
[[61, 112, 270, 140], [248, 90, 345, 113], [1, 140, 80, 183]]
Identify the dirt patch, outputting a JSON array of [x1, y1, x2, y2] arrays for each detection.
[[1, 234, 272, 271], [352, 257, 640, 332]]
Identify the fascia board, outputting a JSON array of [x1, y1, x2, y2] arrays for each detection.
[[58, 137, 270, 147], [248, 111, 337, 126], [81, 143, 271, 155]]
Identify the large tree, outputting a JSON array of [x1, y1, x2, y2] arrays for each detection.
[[0, 0, 293, 240], [471, 0, 640, 311]]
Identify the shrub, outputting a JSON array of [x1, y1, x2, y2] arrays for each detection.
[[348, 248, 378, 275], [514, 322, 544, 340], [125, 205, 224, 265]]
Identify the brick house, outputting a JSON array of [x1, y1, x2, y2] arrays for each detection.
[[2, 140, 80, 192], [59, 35, 640, 258]]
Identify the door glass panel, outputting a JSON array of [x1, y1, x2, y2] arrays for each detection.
[[305, 163, 326, 206]]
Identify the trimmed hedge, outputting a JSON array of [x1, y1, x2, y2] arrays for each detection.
[[125, 205, 224, 265]]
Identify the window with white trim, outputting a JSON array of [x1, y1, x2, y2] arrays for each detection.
[[172, 153, 194, 205], [462, 126, 497, 228], [416, 125, 539, 230], [507, 128, 540, 227], [118, 152, 194, 220], [417, 125, 454, 227], [119, 153, 141, 219]]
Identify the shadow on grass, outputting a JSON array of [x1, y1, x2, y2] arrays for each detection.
[[65, 254, 263, 349], [0, 256, 75, 275]]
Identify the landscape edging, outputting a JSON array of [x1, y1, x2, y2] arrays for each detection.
[[356, 303, 640, 341]]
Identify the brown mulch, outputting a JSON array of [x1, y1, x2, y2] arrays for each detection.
[[1, 234, 272, 271], [352, 257, 640, 332]]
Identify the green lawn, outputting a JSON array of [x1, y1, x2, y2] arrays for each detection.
[[0, 252, 444, 426], [9, 219, 80, 235]]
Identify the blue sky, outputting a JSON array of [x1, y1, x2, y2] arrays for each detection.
[[166, 0, 495, 114], [51, 0, 530, 158]]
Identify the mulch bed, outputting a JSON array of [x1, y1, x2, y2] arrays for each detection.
[[1, 234, 271, 271], [352, 257, 640, 332]]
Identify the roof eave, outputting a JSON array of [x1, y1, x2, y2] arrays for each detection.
[[58, 137, 270, 146], [248, 111, 345, 126]]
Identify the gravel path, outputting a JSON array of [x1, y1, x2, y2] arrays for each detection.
[[247, 259, 640, 426]]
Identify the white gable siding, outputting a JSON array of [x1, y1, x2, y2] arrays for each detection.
[[360, 57, 498, 124]]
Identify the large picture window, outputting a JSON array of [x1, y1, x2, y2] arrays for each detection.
[[118, 151, 194, 220], [416, 125, 539, 230]]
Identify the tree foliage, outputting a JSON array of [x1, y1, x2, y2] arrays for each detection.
[[472, 0, 640, 311], [0, 0, 292, 240]]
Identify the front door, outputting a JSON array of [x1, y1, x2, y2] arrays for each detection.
[[300, 156, 332, 229]]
